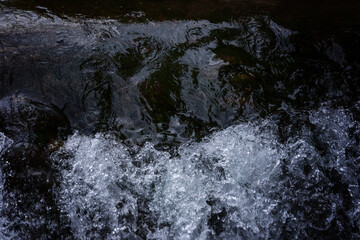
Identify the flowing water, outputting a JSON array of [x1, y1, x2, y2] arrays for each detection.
[[0, 1, 360, 239]]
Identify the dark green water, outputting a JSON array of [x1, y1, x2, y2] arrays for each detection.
[[0, 1, 360, 239]]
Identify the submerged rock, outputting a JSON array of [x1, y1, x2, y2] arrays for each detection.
[[0, 95, 72, 239]]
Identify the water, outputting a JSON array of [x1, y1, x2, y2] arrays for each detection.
[[53, 105, 360, 239], [0, 1, 360, 239]]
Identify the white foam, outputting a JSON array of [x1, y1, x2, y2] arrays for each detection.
[[53, 106, 360, 239], [0, 133, 15, 240]]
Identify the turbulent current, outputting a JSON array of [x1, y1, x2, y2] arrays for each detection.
[[52, 106, 360, 240], [0, 1, 360, 239], [2, 105, 360, 239]]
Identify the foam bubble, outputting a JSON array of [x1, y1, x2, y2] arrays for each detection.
[[53, 106, 360, 239]]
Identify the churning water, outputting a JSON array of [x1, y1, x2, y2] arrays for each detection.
[[0, 1, 360, 239], [49, 105, 360, 239]]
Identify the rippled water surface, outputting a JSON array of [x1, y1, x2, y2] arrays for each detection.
[[0, 1, 360, 239]]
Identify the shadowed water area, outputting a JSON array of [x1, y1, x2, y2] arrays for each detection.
[[0, 0, 360, 239]]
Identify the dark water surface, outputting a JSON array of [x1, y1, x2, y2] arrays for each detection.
[[0, 0, 360, 239]]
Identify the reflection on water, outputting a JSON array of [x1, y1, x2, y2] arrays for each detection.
[[0, 1, 360, 239], [1, 9, 358, 142]]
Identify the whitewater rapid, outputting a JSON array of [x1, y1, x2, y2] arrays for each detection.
[[45, 104, 359, 239]]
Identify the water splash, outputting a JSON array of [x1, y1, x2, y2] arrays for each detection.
[[53, 105, 360, 239], [0, 133, 15, 240]]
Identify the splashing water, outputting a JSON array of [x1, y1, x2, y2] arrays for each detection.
[[0, 133, 16, 240], [52, 105, 360, 239]]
